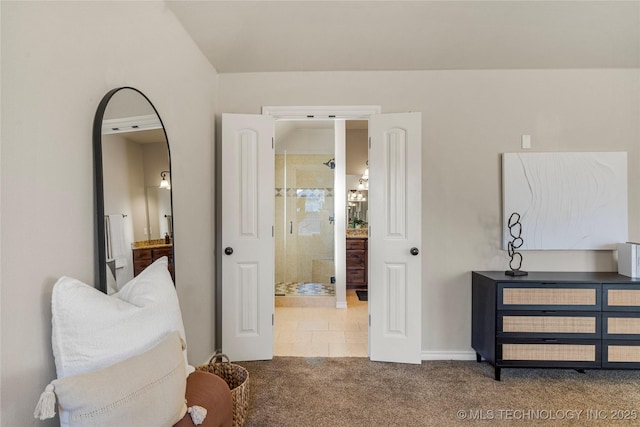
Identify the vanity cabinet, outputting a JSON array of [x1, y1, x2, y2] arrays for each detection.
[[133, 245, 173, 279], [346, 237, 367, 288], [472, 271, 640, 380]]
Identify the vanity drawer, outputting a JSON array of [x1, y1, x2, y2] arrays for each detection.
[[603, 340, 640, 368], [498, 311, 600, 339], [346, 250, 365, 266], [498, 338, 600, 368], [603, 284, 640, 312], [134, 261, 149, 276], [133, 249, 152, 261], [603, 312, 640, 339], [346, 269, 366, 284], [152, 247, 173, 261], [346, 239, 366, 250], [498, 283, 601, 311]]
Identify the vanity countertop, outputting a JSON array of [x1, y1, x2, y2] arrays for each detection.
[[132, 239, 172, 250], [346, 229, 368, 238]]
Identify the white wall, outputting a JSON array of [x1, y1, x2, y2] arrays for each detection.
[[346, 128, 368, 176], [0, 2, 218, 424], [218, 69, 640, 356]]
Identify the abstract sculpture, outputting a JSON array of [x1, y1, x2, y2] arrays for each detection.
[[505, 212, 528, 276]]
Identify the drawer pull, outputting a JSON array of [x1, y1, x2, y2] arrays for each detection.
[[543, 339, 559, 342]]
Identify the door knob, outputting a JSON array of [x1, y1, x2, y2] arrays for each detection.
[[410, 247, 419, 256], [224, 247, 234, 255]]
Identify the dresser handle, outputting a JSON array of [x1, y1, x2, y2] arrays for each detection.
[[543, 339, 559, 342]]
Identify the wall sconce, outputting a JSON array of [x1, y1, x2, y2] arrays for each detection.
[[359, 161, 369, 189], [348, 190, 367, 202], [159, 171, 171, 190]]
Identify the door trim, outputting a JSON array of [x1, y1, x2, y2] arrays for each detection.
[[262, 105, 381, 120], [264, 106, 381, 310]]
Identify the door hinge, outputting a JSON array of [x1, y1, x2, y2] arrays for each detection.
[[368, 136, 371, 149], [368, 314, 371, 326], [272, 225, 274, 237], [272, 313, 275, 326], [272, 137, 275, 149]]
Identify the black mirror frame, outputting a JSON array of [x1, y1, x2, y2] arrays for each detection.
[[92, 87, 173, 293]]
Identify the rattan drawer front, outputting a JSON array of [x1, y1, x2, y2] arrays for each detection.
[[606, 316, 640, 337], [502, 315, 597, 334], [502, 288, 596, 307], [605, 289, 640, 309], [606, 344, 640, 363], [501, 343, 596, 362]]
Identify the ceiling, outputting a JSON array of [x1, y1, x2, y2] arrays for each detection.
[[167, 1, 640, 73]]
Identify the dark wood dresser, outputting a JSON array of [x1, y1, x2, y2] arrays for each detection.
[[472, 271, 640, 380], [346, 237, 368, 289]]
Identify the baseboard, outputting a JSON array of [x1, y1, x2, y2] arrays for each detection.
[[335, 301, 347, 309], [421, 350, 477, 361]]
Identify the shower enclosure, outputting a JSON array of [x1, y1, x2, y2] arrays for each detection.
[[275, 151, 336, 296]]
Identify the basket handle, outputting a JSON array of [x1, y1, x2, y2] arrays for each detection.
[[207, 351, 231, 365]]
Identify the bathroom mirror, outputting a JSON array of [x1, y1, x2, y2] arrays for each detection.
[[93, 87, 173, 293]]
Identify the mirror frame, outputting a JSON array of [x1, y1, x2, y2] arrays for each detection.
[[92, 87, 173, 293]]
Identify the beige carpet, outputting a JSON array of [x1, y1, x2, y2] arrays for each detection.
[[236, 357, 640, 426]]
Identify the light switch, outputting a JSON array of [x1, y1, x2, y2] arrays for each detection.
[[522, 134, 531, 149]]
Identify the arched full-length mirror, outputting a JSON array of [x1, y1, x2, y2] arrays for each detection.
[[93, 87, 173, 294]]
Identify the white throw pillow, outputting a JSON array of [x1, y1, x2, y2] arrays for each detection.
[[38, 331, 187, 427], [51, 257, 193, 379]]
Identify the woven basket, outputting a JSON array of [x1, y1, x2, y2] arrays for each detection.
[[197, 353, 249, 427]]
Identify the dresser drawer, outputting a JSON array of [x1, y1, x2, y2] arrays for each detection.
[[603, 340, 640, 368], [603, 284, 640, 312], [498, 283, 601, 311], [603, 312, 640, 339], [498, 311, 600, 339], [498, 338, 601, 368]]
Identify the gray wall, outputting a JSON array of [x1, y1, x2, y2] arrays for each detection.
[[1, 2, 218, 423], [218, 69, 640, 356]]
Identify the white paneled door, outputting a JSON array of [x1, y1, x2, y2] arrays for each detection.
[[368, 112, 422, 364], [221, 114, 275, 361]]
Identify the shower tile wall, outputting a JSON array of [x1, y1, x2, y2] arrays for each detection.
[[275, 154, 334, 285]]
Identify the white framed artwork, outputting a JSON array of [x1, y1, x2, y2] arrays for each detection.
[[502, 152, 627, 250]]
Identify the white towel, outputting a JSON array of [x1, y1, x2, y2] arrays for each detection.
[[107, 214, 128, 269]]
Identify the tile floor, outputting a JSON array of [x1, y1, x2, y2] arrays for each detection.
[[274, 289, 368, 357], [274, 281, 335, 296]]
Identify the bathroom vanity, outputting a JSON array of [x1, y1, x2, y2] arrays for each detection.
[[346, 232, 368, 289], [132, 240, 174, 279]]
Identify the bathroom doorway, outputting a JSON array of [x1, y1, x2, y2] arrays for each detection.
[[273, 119, 369, 357], [274, 120, 337, 306], [221, 107, 422, 363]]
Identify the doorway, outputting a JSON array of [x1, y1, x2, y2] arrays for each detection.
[[220, 108, 422, 363], [273, 119, 369, 357]]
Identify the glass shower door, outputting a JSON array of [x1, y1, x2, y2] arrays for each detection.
[[275, 152, 335, 296]]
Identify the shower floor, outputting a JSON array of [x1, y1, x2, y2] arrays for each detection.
[[275, 282, 335, 296]]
